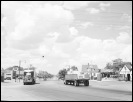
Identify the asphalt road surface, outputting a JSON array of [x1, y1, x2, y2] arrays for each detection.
[[1, 78, 132, 101]]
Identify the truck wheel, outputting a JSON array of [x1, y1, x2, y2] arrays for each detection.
[[84, 81, 87, 86], [64, 81, 66, 85], [87, 80, 89, 86], [84, 80, 89, 86], [64, 80, 68, 85], [66, 81, 68, 85], [86, 80, 89, 86]]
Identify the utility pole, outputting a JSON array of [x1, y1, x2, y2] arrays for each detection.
[[18, 60, 26, 82], [90, 60, 93, 80], [19, 60, 21, 83]]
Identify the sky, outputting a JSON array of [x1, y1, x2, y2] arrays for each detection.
[[1, 1, 132, 74]]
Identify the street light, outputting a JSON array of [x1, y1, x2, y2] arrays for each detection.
[[19, 60, 26, 82]]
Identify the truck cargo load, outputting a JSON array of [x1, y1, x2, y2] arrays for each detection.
[[64, 71, 90, 87]]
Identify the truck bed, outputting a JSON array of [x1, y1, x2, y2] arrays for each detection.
[[65, 74, 90, 80]]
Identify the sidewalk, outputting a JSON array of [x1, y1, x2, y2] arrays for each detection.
[[89, 80, 132, 93]]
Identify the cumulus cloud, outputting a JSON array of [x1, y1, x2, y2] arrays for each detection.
[[119, 26, 131, 30], [80, 22, 94, 29], [121, 13, 132, 22], [62, 1, 97, 10], [69, 27, 78, 36], [1, 1, 132, 74], [116, 32, 132, 44], [72, 35, 132, 68], [99, 2, 111, 11], [86, 8, 100, 14], [2, 1, 74, 50]]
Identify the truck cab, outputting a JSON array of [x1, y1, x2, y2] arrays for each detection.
[[23, 70, 36, 85]]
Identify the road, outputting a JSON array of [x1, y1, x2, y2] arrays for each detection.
[[1, 78, 132, 101]]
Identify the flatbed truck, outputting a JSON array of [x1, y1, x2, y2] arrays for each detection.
[[64, 73, 90, 86]]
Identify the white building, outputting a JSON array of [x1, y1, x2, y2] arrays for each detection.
[[119, 64, 132, 81]]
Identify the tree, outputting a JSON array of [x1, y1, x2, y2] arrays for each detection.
[[71, 66, 78, 71], [105, 58, 132, 75], [58, 69, 67, 79], [105, 63, 112, 69]]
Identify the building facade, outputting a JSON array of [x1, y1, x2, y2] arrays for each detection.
[[82, 64, 100, 79]]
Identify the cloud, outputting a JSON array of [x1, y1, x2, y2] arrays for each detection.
[[2, 2, 74, 50], [80, 22, 94, 29], [69, 27, 78, 36], [99, 2, 111, 7], [99, 2, 111, 11], [116, 32, 132, 44], [105, 25, 112, 31], [72, 35, 132, 68], [119, 26, 131, 30], [1, 1, 132, 74], [121, 13, 132, 22], [120, 45, 132, 62], [86, 8, 100, 14], [105, 26, 111, 31], [62, 1, 99, 10]]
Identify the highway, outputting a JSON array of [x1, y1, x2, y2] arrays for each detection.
[[1, 78, 132, 101]]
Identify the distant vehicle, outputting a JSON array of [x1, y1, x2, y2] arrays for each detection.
[[4, 73, 12, 80], [64, 73, 90, 87], [23, 70, 37, 85], [4, 77, 11, 80], [18, 76, 23, 79]]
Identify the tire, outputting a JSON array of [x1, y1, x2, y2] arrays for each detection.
[[84, 81, 87, 86], [66, 81, 68, 85], [64, 80, 68, 85], [84, 80, 89, 86], [64, 81, 66, 85], [86, 80, 89, 86]]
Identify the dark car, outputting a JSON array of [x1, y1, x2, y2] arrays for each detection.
[[5, 77, 11, 80], [18, 76, 23, 79]]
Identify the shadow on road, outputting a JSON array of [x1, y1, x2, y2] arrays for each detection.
[[1, 100, 8, 101], [35, 82, 40, 84], [1, 82, 10, 83]]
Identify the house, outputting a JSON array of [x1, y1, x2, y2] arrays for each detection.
[[4, 70, 13, 80], [81, 64, 100, 79], [119, 64, 132, 81]]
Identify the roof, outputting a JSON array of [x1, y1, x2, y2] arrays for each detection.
[[82, 64, 98, 73], [125, 64, 132, 71], [89, 65, 98, 69], [24, 70, 34, 72], [119, 64, 132, 72]]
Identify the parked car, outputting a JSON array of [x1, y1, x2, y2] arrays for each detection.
[[5, 77, 11, 80], [18, 76, 23, 79]]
